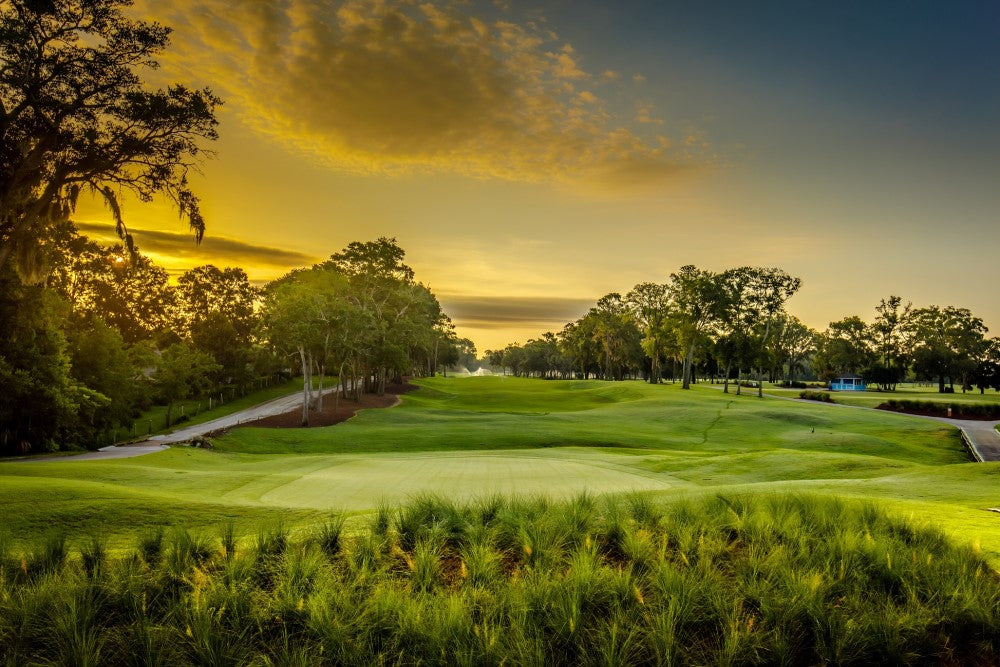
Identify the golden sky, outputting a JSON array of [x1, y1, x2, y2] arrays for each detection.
[[76, 0, 1000, 352]]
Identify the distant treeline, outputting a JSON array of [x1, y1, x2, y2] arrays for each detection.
[[486, 268, 1000, 396]]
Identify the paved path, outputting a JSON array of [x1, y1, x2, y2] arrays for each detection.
[[12, 444, 169, 463], [11, 384, 344, 462], [915, 416, 1000, 462], [730, 386, 1000, 462], [145, 385, 340, 445]]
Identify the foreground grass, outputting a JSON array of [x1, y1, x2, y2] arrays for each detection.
[[1, 493, 996, 666]]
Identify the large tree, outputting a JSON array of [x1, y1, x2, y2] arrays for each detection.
[[910, 306, 988, 393], [0, 0, 220, 281], [625, 282, 671, 383], [868, 295, 913, 390], [668, 265, 722, 390], [813, 316, 874, 381], [49, 232, 175, 343]]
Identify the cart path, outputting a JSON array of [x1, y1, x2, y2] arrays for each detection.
[[12, 383, 350, 463], [11, 443, 170, 463], [144, 385, 342, 445]]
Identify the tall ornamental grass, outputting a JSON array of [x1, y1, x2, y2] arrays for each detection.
[[0, 493, 997, 665]]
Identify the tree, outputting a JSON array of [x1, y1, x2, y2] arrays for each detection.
[[625, 282, 671, 383], [68, 315, 150, 429], [769, 314, 814, 383], [971, 339, 1000, 394], [869, 296, 913, 390], [0, 263, 83, 453], [176, 265, 258, 341], [0, 0, 221, 281], [742, 267, 801, 397], [176, 265, 259, 384], [326, 238, 440, 396], [49, 234, 175, 343], [813, 316, 874, 381], [910, 306, 988, 393], [668, 266, 722, 389], [154, 342, 219, 427], [260, 270, 330, 426]]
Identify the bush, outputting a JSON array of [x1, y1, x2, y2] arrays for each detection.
[[779, 381, 808, 389], [799, 390, 834, 403], [879, 399, 1000, 419]]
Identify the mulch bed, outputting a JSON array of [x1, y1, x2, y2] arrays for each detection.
[[875, 405, 999, 421], [244, 381, 418, 428]]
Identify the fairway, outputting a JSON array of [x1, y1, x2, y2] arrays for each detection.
[[4, 376, 1000, 564]]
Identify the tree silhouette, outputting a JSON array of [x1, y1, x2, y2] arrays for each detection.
[[0, 0, 221, 280]]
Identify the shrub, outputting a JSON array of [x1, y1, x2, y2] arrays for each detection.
[[879, 399, 1000, 419], [800, 390, 834, 403]]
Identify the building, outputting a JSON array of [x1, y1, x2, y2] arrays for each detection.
[[830, 375, 866, 391]]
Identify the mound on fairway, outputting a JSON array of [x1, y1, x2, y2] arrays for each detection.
[[2, 493, 997, 665]]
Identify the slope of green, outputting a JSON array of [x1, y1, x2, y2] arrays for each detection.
[[2, 376, 999, 565]]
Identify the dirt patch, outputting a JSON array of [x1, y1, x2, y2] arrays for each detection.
[[243, 382, 418, 428]]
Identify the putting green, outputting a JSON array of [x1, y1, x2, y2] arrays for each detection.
[[253, 451, 677, 509]]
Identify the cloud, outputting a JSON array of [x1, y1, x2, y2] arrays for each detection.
[[74, 222, 317, 268], [436, 294, 592, 329], [134, 0, 707, 189]]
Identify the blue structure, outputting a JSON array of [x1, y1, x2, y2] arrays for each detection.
[[830, 375, 866, 391]]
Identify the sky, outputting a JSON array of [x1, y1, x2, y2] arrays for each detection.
[[76, 0, 1000, 352]]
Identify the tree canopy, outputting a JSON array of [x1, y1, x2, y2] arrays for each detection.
[[0, 0, 220, 281]]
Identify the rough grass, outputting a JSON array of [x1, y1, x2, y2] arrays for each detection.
[[1, 493, 997, 666]]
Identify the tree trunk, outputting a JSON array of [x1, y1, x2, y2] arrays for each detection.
[[682, 340, 696, 389], [316, 362, 325, 411], [736, 368, 742, 396], [757, 367, 764, 398], [165, 402, 173, 428], [723, 363, 731, 393], [299, 346, 311, 427], [335, 360, 346, 415]]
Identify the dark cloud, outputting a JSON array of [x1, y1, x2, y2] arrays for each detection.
[[74, 222, 316, 268], [438, 294, 592, 328]]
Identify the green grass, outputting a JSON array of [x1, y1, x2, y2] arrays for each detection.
[[3, 375, 1000, 566], [0, 377, 1000, 563], [1, 493, 997, 665]]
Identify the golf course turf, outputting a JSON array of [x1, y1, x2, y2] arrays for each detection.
[[3, 377, 1000, 664], [2, 376, 999, 564]]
